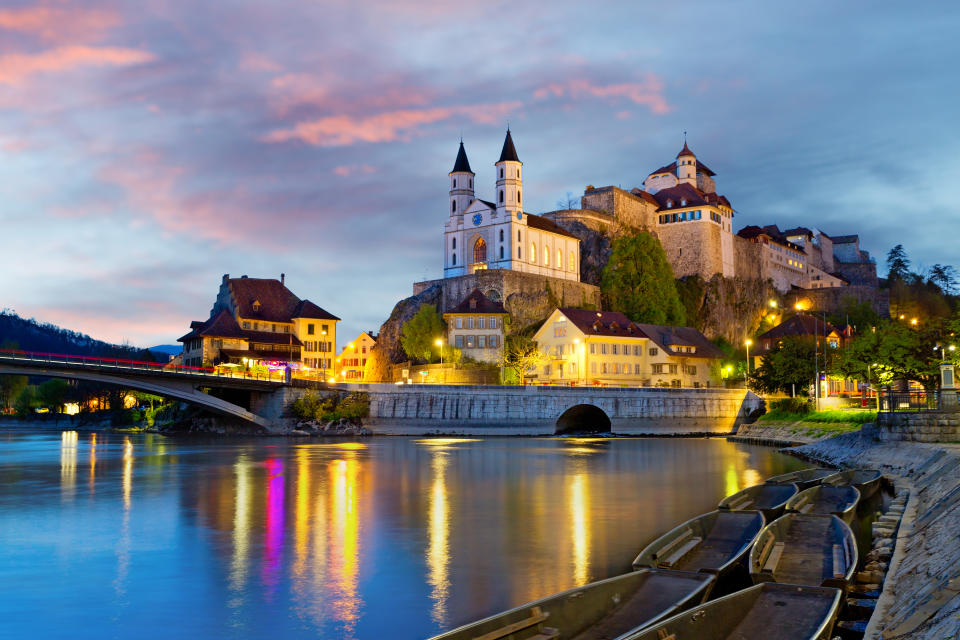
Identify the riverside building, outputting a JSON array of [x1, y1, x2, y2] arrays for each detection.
[[442, 289, 508, 364], [337, 332, 377, 381]]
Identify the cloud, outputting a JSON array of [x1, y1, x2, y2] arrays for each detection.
[[0, 45, 154, 85], [262, 101, 522, 146], [534, 76, 670, 114], [0, 6, 120, 43], [333, 164, 377, 177]]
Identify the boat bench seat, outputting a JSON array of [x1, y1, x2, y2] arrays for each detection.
[[833, 543, 850, 580], [763, 542, 785, 573], [654, 529, 699, 567], [727, 496, 753, 510], [659, 536, 703, 568], [799, 503, 814, 513], [472, 607, 551, 640], [528, 629, 559, 640], [791, 495, 809, 512]]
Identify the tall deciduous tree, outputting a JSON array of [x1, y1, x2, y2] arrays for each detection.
[[498, 335, 548, 385], [0, 375, 27, 411], [601, 233, 686, 325], [749, 336, 819, 395], [400, 304, 446, 363]]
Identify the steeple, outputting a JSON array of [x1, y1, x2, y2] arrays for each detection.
[[676, 136, 697, 186], [495, 128, 523, 217], [448, 140, 475, 217], [498, 128, 520, 163]]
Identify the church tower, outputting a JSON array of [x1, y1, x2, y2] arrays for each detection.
[[676, 141, 697, 186], [495, 129, 522, 217], [449, 141, 475, 216]]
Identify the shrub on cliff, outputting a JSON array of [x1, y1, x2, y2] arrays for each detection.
[[291, 392, 370, 422], [600, 233, 685, 325], [400, 304, 446, 363]]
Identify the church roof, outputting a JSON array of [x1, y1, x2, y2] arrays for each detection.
[[451, 141, 473, 174], [652, 183, 730, 211], [497, 129, 521, 163], [446, 289, 508, 315], [526, 213, 578, 239]]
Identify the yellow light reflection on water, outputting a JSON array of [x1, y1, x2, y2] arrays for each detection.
[[568, 471, 590, 586], [122, 438, 133, 511], [89, 432, 97, 486], [229, 456, 251, 595], [741, 468, 763, 488], [115, 437, 134, 597], [330, 457, 361, 632], [60, 431, 77, 501], [415, 438, 481, 447], [426, 452, 450, 625], [724, 464, 740, 497]]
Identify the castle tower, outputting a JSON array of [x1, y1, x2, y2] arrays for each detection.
[[676, 141, 697, 186], [449, 140, 475, 216], [495, 129, 522, 217]]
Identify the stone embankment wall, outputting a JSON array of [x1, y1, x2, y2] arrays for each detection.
[[875, 410, 960, 442], [794, 433, 960, 639], [349, 384, 758, 436], [731, 420, 860, 446]]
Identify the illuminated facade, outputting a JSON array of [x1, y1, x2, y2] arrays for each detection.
[[532, 308, 724, 387], [178, 273, 339, 372], [337, 332, 377, 381], [441, 289, 508, 364], [443, 131, 581, 282]]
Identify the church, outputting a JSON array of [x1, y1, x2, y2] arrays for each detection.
[[443, 130, 581, 283]]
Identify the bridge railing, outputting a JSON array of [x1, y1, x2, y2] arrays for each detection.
[[0, 349, 286, 383], [878, 389, 939, 412]]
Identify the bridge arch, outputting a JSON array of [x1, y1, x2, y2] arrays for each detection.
[[555, 404, 611, 435]]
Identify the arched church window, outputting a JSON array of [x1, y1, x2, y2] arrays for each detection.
[[452, 253, 457, 265], [517, 168, 520, 178], [474, 238, 487, 263], [452, 237, 456, 249], [469, 178, 472, 188], [518, 247, 522, 259], [499, 246, 504, 259], [544, 247, 549, 265], [454, 178, 457, 187], [517, 230, 521, 242], [557, 248, 562, 267], [499, 190, 504, 203], [530, 242, 536, 263], [569, 251, 575, 271], [518, 190, 521, 204], [499, 168, 504, 179], [452, 200, 456, 212]]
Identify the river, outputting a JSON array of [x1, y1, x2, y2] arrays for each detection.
[[0, 427, 806, 639]]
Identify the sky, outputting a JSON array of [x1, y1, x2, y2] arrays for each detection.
[[1, 0, 958, 349]]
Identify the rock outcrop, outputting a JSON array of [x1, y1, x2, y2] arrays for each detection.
[[367, 283, 443, 378]]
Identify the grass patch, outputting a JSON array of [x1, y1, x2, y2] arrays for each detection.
[[759, 409, 877, 424]]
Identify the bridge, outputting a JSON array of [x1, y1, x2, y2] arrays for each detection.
[[0, 350, 313, 429]]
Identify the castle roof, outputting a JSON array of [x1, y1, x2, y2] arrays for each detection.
[[782, 226, 815, 239], [526, 213, 578, 239], [497, 129, 521, 163], [649, 160, 716, 178], [737, 225, 804, 252], [446, 289, 508, 315], [831, 234, 859, 245], [676, 141, 695, 158], [451, 141, 473, 174], [652, 183, 730, 211]]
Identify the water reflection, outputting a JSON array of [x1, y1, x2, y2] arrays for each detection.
[[4, 433, 808, 640]]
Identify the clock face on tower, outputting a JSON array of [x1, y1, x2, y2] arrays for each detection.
[[516, 212, 522, 220], [472, 213, 483, 226]]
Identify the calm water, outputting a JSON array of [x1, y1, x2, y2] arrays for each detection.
[[0, 428, 806, 639]]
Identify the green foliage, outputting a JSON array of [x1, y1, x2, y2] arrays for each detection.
[[0, 375, 27, 410], [770, 397, 812, 415], [600, 233, 685, 325], [749, 336, 818, 395], [499, 335, 548, 385], [675, 275, 706, 329], [829, 297, 880, 332], [290, 392, 370, 422], [14, 385, 37, 416], [886, 244, 911, 282], [400, 304, 446, 363], [36, 379, 70, 412], [759, 409, 876, 424]]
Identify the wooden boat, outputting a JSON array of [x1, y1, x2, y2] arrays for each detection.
[[717, 483, 798, 521], [766, 468, 837, 491], [632, 510, 765, 576], [626, 583, 843, 640], [786, 485, 860, 523], [428, 569, 715, 640], [749, 514, 858, 590], [822, 469, 882, 499]]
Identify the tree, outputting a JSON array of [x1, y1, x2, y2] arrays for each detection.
[[749, 336, 818, 395], [499, 335, 548, 385], [400, 304, 446, 363], [886, 244, 911, 282], [601, 233, 686, 325], [556, 191, 578, 209], [0, 375, 27, 411], [36, 379, 70, 413], [927, 264, 959, 296], [14, 385, 37, 417]]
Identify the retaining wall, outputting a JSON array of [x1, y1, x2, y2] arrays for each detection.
[[875, 409, 960, 442]]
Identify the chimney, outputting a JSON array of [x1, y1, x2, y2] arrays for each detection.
[[281, 273, 285, 286]]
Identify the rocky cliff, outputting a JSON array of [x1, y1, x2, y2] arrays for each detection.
[[366, 283, 442, 381], [678, 274, 779, 343]]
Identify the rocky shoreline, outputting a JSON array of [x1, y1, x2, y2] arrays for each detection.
[[792, 433, 960, 639], [729, 420, 860, 446]]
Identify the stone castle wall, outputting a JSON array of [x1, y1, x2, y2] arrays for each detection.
[[733, 236, 763, 281], [786, 285, 890, 318], [835, 261, 879, 287], [657, 220, 724, 281], [581, 186, 657, 230]]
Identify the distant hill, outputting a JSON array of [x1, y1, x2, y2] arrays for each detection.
[[149, 344, 182, 359], [0, 309, 156, 360]]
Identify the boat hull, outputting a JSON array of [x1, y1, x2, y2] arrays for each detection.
[[749, 514, 858, 591], [718, 483, 799, 521], [429, 568, 715, 640], [823, 469, 882, 500], [786, 485, 860, 524], [625, 583, 843, 640], [766, 468, 837, 491]]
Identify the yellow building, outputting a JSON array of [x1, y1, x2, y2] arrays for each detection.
[[442, 289, 509, 363], [178, 273, 338, 375], [336, 332, 377, 381], [532, 308, 724, 387]]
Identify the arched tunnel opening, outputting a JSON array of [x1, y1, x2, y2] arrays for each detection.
[[555, 404, 612, 435]]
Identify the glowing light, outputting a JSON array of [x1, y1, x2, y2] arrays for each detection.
[[724, 464, 739, 497], [426, 452, 450, 625], [330, 458, 361, 631], [89, 432, 97, 486], [60, 430, 77, 502], [414, 438, 481, 448], [229, 456, 251, 594], [769, 300, 778, 308], [910, 318, 918, 326], [745, 339, 752, 347], [122, 438, 133, 510], [569, 471, 590, 586]]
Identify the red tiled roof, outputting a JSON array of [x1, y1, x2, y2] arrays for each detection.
[[526, 213, 578, 239], [676, 141, 695, 158], [737, 225, 804, 252], [633, 323, 726, 359], [445, 289, 508, 315], [228, 277, 300, 322], [177, 309, 304, 346], [559, 309, 641, 337], [652, 183, 728, 210], [293, 299, 340, 321], [757, 314, 840, 343]]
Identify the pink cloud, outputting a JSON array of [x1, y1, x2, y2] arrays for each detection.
[[262, 101, 522, 147], [0, 45, 155, 85], [332, 164, 377, 177], [534, 76, 670, 114], [240, 52, 283, 73], [267, 72, 433, 116], [0, 6, 120, 43]]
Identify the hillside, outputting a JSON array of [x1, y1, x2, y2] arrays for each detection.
[[0, 309, 156, 360]]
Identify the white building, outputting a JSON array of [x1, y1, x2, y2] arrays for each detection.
[[443, 131, 580, 282]]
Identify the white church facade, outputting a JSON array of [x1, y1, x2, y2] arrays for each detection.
[[442, 131, 580, 283]]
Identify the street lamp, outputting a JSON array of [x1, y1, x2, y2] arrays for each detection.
[[744, 339, 752, 387]]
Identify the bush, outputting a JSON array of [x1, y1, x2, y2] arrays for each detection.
[[290, 392, 369, 422], [769, 397, 812, 415]]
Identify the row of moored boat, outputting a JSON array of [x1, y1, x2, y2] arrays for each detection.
[[430, 467, 883, 640]]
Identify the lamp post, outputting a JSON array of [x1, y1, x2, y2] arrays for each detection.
[[744, 339, 752, 388], [435, 338, 444, 384], [573, 338, 581, 386]]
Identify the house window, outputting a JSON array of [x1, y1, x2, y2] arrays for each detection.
[[467, 317, 474, 329], [500, 168, 504, 179], [668, 364, 679, 374], [634, 364, 642, 375], [652, 364, 664, 374], [455, 335, 463, 348], [649, 348, 658, 356], [591, 362, 597, 373], [490, 318, 497, 329], [601, 344, 608, 355], [474, 238, 487, 263], [466, 336, 475, 348], [478, 335, 486, 348], [452, 237, 456, 249], [488, 335, 498, 348], [589, 344, 596, 354], [452, 253, 457, 265], [518, 190, 521, 204], [687, 365, 698, 375], [478, 317, 485, 329], [544, 364, 551, 376], [456, 317, 462, 329], [601, 363, 608, 374], [557, 249, 562, 268], [243, 321, 250, 329], [500, 246, 504, 259], [612, 344, 619, 355]]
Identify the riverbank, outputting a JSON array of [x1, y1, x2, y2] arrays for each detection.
[[729, 420, 861, 446], [793, 433, 960, 639]]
